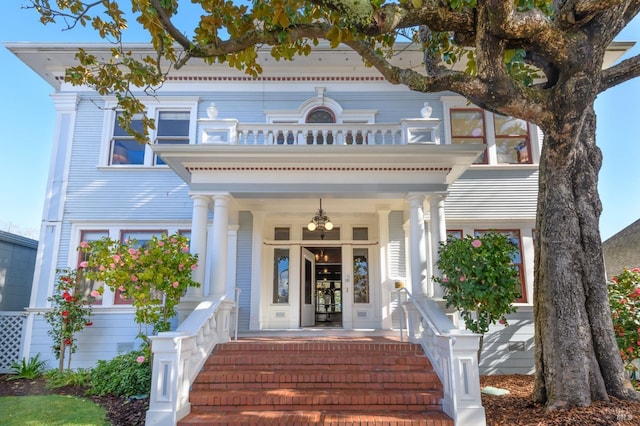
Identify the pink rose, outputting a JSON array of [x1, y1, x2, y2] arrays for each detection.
[[99, 265, 106, 271], [119, 285, 126, 291], [79, 241, 89, 248], [158, 241, 165, 247], [172, 281, 179, 288], [90, 290, 100, 298], [190, 264, 197, 271], [136, 356, 145, 363], [460, 276, 466, 282], [178, 263, 184, 271], [113, 255, 121, 262], [471, 239, 482, 248], [131, 275, 138, 282], [128, 248, 137, 255], [79, 261, 89, 268], [182, 246, 189, 253]]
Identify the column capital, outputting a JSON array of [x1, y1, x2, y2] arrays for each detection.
[[427, 192, 448, 204], [406, 193, 427, 207]]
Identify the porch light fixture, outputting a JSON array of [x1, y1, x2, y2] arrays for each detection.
[[307, 199, 333, 239]]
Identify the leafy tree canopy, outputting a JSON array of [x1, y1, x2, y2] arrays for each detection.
[[28, 0, 640, 140]]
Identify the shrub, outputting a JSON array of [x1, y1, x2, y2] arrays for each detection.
[[433, 232, 520, 337], [79, 233, 199, 340], [89, 349, 151, 398], [44, 269, 96, 372], [608, 267, 640, 374], [9, 354, 47, 380], [45, 368, 92, 389]]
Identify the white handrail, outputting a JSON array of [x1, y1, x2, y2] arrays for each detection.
[[395, 288, 486, 426], [145, 296, 235, 426]]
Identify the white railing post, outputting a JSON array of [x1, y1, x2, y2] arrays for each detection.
[[146, 296, 234, 426], [397, 290, 486, 426]]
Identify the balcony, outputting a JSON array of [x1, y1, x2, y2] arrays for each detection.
[[199, 119, 441, 146]]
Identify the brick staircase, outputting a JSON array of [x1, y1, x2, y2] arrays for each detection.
[[178, 336, 453, 425]]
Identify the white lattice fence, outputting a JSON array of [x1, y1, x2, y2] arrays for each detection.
[[0, 312, 27, 373]]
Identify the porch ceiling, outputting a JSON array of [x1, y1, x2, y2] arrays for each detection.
[[152, 144, 484, 198]]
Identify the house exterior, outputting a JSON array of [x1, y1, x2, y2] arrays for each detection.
[[6, 42, 632, 416], [603, 218, 640, 279], [6, 41, 546, 374], [0, 230, 37, 372]]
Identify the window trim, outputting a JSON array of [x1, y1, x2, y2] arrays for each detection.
[[441, 95, 539, 166], [101, 97, 198, 168]]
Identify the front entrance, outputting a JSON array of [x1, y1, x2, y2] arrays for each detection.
[[301, 247, 343, 328]]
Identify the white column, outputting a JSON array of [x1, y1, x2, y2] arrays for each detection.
[[209, 194, 231, 297], [429, 194, 447, 298], [187, 194, 210, 298], [407, 194, 428, 297], [226, 225, 239, 300]]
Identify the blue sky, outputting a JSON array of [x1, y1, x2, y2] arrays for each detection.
[[1, 4, 638, 240]]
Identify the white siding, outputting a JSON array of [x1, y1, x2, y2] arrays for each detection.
[[446, 169, 538, 220]]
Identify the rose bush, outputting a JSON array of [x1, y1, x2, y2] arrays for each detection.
[[44, 269, 96, 372], [79, 233, 199, 340], [608, 267, 640, 374], [433, 231, 520, 357]]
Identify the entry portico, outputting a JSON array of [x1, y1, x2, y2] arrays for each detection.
[[155, 143, 483, 330]]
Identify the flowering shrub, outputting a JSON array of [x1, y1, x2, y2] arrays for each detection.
[[79, 233, 199, 338], [433, 232, 520, 336], [608, 267, 640, 373], [44, 269, 96, 372]]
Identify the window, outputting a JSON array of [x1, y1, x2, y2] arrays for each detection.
[[111, 112, 145, 165], [107, 103, 194, 166], [302, 227, 341, 240], [450, 109, 487, 164], [446, 229, 463, 240], [352, 227, 369, 241], [353, 248, 370, 303], [475, 229, 526, 303], [77, 230, 109, 305], [494, 115, 531, 164], [274, 227, 290, 241], [154, 111, 190, 165], [273, 248, 289, 304]]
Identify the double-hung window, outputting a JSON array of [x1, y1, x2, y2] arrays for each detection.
[[154, 111, 190, 165], [493, 115, 531, 164], [106, 99, 196, 167], [111, 112, 145, 165], [450, 108, 487, 164], [444, 97, 536, 165]]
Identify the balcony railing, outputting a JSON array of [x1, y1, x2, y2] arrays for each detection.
[[199, 119, 441, 146]]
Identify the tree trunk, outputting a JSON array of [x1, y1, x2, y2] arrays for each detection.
[[533, 104, 638, 409]]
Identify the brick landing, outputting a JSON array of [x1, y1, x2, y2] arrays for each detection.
[[178, 336, 453, 425]]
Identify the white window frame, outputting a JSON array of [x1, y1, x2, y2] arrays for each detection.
[[441, 95, 541, 165], [100, 97, 199, 167], [69, 223, 192, 308]]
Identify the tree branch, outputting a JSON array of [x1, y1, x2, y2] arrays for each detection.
[[599, 53, 640, 92]]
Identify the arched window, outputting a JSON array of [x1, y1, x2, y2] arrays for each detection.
[[305, 108, 335, 144], [306, 107, 335, 124]]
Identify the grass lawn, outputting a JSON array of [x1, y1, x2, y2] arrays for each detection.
[[0, 394, 110, 426]]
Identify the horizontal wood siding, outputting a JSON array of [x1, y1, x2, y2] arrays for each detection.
[[235, 212, 253, 331], [479, 310, 535, 375], [28, 312, 140, 370], [446, 169, 539, 220]]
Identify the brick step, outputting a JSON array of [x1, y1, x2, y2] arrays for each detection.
[[214, 341, 425, 353], [179, 337, 453, 425], [178, 410, 453, 425], [189, 388, 443, 412], [192, 370, 441, 390], [204, 354, 433, 369]]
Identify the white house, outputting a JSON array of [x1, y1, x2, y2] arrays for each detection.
[[5, 41, 632, 424]]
